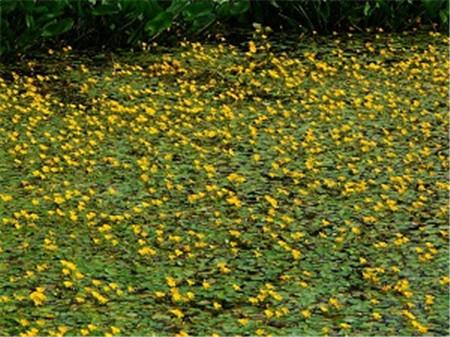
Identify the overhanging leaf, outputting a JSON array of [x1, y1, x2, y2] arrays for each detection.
[[145, 11, 173, 36], [41, 18, 74, 37], [183, 1, 214, 22]]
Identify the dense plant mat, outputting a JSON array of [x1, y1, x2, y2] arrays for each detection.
[[0, 31, 448, 336]]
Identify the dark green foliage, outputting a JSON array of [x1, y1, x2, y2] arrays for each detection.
[[0, 0, 448, 57], [247, 0, 448, 32]]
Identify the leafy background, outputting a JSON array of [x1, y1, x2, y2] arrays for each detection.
[[0, 0, 448, 57]]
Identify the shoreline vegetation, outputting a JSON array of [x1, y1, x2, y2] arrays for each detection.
[[1, 0, 448, 59]]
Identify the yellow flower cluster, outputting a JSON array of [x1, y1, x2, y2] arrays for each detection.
[[0, 29, 447, 335]]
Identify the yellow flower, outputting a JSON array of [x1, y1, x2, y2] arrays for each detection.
[[19, 319, 29, 326], [264, 195, 278, 208], [232, 283, 241, 291], [248, 297, 259, 304], [57, 325, 69, 336], [170, 308, 184, 319], [217, 262, 231, 273], [439, 276, 449, 285], [301, 309, 311, 318], [29, 287, 46, 306], [171, 288, 182, 302], [411, 320, 428, 334], [75, 296, 85, 303], [351, 226, 361, 234], [264, 309, 274, 318], [291, 249, 301, 260], [110, 326, 121, 335], [229, 229, 241, 237], [87, 324, 97, 331], [154, 291, 165, 298], [329, 297, 341, 308], [60, 260, 77, 271], [339, 323, 351, 330], [425, 294, 434, 305], [248, 41, 257, 53], [256, 329, 266, 336], [0, 194, 12, 202], [92, 279, 102, 286], [186, 291, 195, 300], [63, 281, 73, 288], [226, 195, 242, 208], [20, 328, 39, 337], [227, 173, 246, 184], [238, 318, 249, 325], [166, 276, 177, 287], [362, 215, 376, 223], [138, 246, 156, 256], [91, 291, 108, 304], [75, 271, 84, 280]]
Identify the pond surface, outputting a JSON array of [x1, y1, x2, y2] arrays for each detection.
[[0, 31, 448, 336]]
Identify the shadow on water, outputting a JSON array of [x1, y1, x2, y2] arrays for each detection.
[[0, 30, 441, 108]]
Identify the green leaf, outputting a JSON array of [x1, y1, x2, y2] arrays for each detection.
[[439, 9, 448, 24], [228, 0, 250, 16], [190, 12, 216, 32], [41, 18, 74, 37], [363, 1, 371, 16], [166, 0, 190, 15], [269, 0, 279, 9], [183, 1, 214, 21], [16, 29, 40, 49], [91, 3, 121, 15], [0, 0, 17, 14], [422, 0, 441, 18], [145, 11, 173, 36], [25, 14, 35, 29], [43, 0, 68, 14]]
